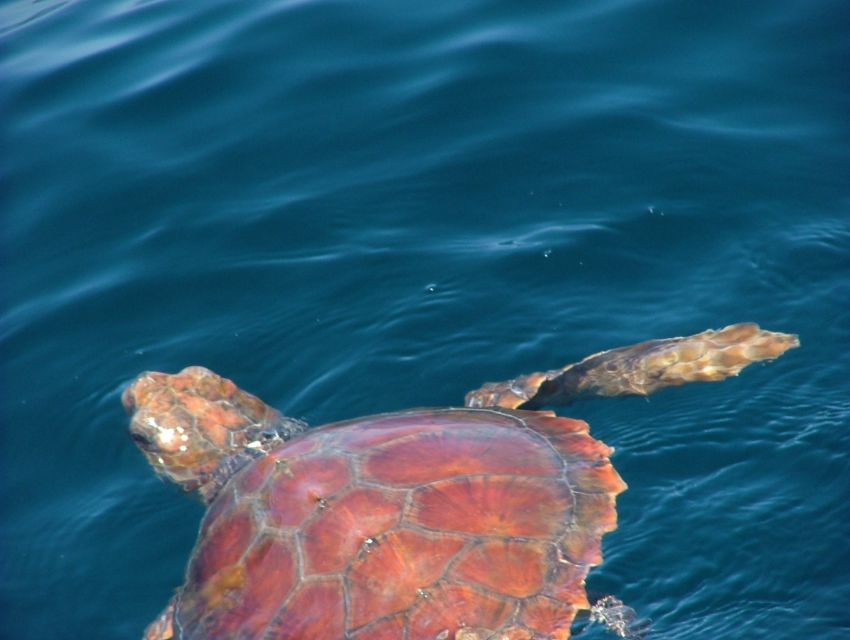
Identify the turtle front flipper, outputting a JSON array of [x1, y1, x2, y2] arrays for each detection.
[[144, 595, 177, 640], [465, 323, 799, 409]]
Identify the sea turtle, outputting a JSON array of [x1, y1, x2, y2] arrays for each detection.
[[124, 323, 797, 640]]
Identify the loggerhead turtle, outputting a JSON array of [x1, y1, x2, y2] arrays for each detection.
[[123, 323, 797, 640]]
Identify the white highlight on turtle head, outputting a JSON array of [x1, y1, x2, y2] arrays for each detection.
[[143, 414, 180, 447]]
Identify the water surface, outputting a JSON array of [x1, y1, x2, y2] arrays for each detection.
[[2, 0, 849, 637]]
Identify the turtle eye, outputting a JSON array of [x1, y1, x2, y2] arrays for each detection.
[[131, 431, 156, 451]]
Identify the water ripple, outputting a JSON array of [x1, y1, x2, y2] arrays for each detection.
[[3, 0, 849, 638]]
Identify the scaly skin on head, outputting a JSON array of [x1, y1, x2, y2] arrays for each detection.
[[123, 366, 306, 501]]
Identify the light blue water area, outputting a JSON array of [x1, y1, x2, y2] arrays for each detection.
[[2, 0, 849, 637]]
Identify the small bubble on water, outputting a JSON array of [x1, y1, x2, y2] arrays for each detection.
[[543, 249, 553, 258], [425, 283, 437, 293]]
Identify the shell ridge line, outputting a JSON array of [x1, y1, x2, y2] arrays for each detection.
[[353, 496, 407, 575], [427, 535, 480, 592], [289, 459, 358, 537], [341, 563, 352, 640], [346, 527, 470, 631], [259, 526, 307, 639], [511, 413, 585, 549], [331, 414, 524, 459]]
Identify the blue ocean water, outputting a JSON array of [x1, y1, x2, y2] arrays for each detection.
[[2, 0, 849, 637]]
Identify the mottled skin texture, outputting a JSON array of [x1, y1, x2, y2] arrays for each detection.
[[465, 323, 799, 409], [124, 324, 798, 640]]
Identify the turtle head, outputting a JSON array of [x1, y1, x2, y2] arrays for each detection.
[[123, 366, 306, 499]]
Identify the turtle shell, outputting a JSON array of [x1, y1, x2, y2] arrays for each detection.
[[173, 408, 626, 640]]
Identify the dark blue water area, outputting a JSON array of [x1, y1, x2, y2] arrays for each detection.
[[2, 0, 849, 637]]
